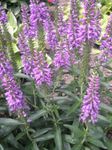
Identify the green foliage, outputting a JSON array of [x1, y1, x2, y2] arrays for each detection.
[[0, 0, 29, 18], [0, 62, 112, 149], [100, 0, 112, 14]]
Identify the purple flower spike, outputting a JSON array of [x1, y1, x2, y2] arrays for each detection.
[[29, 0, 39, 38], [18, 32, 33, 75], [53, 41, 71, 69], [40, 3, 58, 50], [0, 52, 29, 116], [79, 0, 101, 44], [21, 4, 29, 36], [67, 0, 80, 50], [31, 51, 52, 86], [57, 8, 67, 37], [80, 75, 100, 124], [99, 13, 112, 63]]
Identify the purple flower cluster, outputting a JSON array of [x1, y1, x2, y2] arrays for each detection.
[[53, 49, 70, 69], [0, 52, 29, 116], [53, 41, 76, 69], [79, 0, 101, 44], [80, 75, 100, 124], [0, 6, 7, 24], [21, 1, 57, 50], [99, 14, 112, 63]]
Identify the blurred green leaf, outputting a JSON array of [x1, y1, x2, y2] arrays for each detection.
[[0, 144, 4, 150], [35, 132, 54, 142], [55, 127, 63, 150], [7, 10, 17, 29], [14, 73, 31, 80], [28, 110, 47, 122], [101, 103, 112, 113], [0, 118, 24, 126], [32, 128, 52, 138], [9, 0, 18, 3], [88, 138, 107, 149]]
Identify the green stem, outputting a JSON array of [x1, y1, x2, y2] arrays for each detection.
[[81, 124, 88, 144], [79, 42, 91, 85]]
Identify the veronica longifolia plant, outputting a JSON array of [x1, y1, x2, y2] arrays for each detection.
[[0, 6, 29, 117]]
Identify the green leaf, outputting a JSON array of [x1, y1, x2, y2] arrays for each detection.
[[55, 127, 63, 150], [9, 0, 18, 3], [64, 134, 75, 144], [88, 138, 107, 149], [72, 144, 82, 150], [7, 11, 17, 29], [105, 138, 112, 150], [32, 128, 52, 138], [64, 124, 84, 138], [98, 115, 110, 123], [0, 126, 16, 138], [14, 73, 31, 80], [85, 147, 91, 150], [88, 127, 104, 139], [46, 54, 52, 65], [67, 100, 81, 115], [35, 132, 54, 142], [32, 142, 40, 150], [16, 132, 26, 141], [12, 43, 19, 53], [64, 143, 71, 150], [28, 110, 47, 122], [100, 103, 112, 113], [0, 118, 24, 126], [6, 134, 23, 149], [0, 144, 4, 150]]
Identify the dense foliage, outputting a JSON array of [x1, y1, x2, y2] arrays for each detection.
[[0, 0, 112, 150]]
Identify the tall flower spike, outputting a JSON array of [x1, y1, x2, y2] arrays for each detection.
[[31, 51, 52, 86], [53, 5, 76, 69], [99, 13, 112, 63], [79, 0, 101, 44], [29, 0, 39, 38], [40, 2, 58, 51], [0, 52, 29, 116], [21, 4, 29, 36], [57, 7, 67, 37], [18, 32, 33, 75], [79, 0, 101, 84], [68, 0, 80, 50], [80, 75, 100, 124]]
